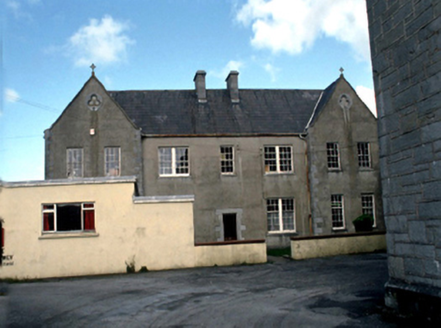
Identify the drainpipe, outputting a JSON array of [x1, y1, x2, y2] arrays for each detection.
[[299, 133, 313, 235]]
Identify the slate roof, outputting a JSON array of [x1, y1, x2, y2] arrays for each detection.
[[305, 78, 338, 130], [109, 88, 323, 136]]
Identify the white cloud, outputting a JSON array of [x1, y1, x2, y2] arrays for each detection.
[[103, 76, 113, 87], [6, 0, 30, 20], [210, 60, 244, 79], [5, 88, 20, 103], [67, 15, 135, 67], [6, 0, 39, 20], [356, 85, 377, 116], [236, 0, 371, 62], [263, 63, 279, 82]]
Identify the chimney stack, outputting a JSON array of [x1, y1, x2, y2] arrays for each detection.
[[226, 71, 239, 103], [194, 70, 207, 103]]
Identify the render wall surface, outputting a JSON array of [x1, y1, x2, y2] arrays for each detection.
[[291, 232, 387, 260], [195, 242, 267, 267], [367, 0, 441, 313], [0, 180, 196, 279], [44, 77, 144, 193], [142, 136, 311, 245], [307, 77, 384, 235]]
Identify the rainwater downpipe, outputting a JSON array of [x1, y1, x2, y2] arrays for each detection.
[[299, 132, 313, 235]]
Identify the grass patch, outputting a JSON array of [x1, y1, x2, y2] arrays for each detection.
[[267, 247, 291, 257]]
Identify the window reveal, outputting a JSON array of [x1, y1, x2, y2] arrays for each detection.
[[42, 203, 95, 233], [264, 146, 293, 173], [326, 142, 340, 169], [105, 147, 121, 176], [266, 198, 295, 232], [220, 146, 234, 174], [331, 195, 345, 229], [66, 148, 83, 177], [159, 147, 189, 176]]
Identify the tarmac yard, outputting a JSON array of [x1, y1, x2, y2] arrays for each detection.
[[1, 253, 398, 327]]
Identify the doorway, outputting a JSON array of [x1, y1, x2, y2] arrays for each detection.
[[223, 213, 237, 241]]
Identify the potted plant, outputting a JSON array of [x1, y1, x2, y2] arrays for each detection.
[[353, 214, 374, 232]]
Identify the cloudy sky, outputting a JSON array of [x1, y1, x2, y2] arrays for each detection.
[[1, 0, 376, 182]]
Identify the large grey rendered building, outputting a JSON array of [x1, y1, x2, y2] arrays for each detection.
[[45, 70, 383, 247]]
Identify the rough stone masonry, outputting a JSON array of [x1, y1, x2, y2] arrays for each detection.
[[366, 0, 441, 321]]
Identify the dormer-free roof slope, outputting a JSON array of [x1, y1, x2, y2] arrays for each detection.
[[109, 88, 322, 136]]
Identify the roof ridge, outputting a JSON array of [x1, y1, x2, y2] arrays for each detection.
[[109, 88, 324, 93]]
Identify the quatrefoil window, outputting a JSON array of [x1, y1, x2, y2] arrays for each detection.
[[338, 93, 352, 111], [87, 93, 102, 111]]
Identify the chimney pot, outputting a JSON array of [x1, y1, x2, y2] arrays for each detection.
[[226, 71, 239, 103], [194, 70, 207, 103]]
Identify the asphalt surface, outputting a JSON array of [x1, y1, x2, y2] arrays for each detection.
[[1, 253, 398, 327]]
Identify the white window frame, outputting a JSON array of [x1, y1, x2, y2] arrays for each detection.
[[357, 142, 371, 168], [42, 203, 95, 233], [264, 145, 293, 174], [326, 142, 340, 170], [66, 148, 83, 178], [266, 198, 296, 233], [220, 146, 234, 174], [361, 194, 376, 227], [105, 147, 121, 176], [158, 147, 190, 177], [331, 194, 345, 230]]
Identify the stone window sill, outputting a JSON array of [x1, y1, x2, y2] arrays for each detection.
[[39, 232, 99, 240]]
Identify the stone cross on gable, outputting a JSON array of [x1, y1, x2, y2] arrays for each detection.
[[90, 63, 96, 76], [339, 67, 344, 76]]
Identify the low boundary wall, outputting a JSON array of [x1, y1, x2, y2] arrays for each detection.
[[195, 240, 267, 267], [291, 231, 387, 260]]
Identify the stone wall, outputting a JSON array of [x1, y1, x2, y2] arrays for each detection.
[[367, 0, 441, 320]]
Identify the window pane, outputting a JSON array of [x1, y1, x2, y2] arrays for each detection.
[[83, 209, 95, 231], [105, 147, 120, 176], [279, 147, 292, 172], [220, 146, 234, 173], [331, 195, 344, 228], [159, 148, 172, 175], [282, 199, 295, 230], [267, 212, 280, 231], [361, 194, 375, 226], [327, 143, 340, 169], [175, 147, 189, 174], [357, 142, 370, 168], [266, 199, 279, 231], [67, 148, 83, 177], [264, 147, 277, 172], [43, 212, 54, 231], [56, 204, 82, 231], [282, 211, 294, 230]]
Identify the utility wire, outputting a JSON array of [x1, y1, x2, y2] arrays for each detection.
[[12, 97, 60, 113]]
